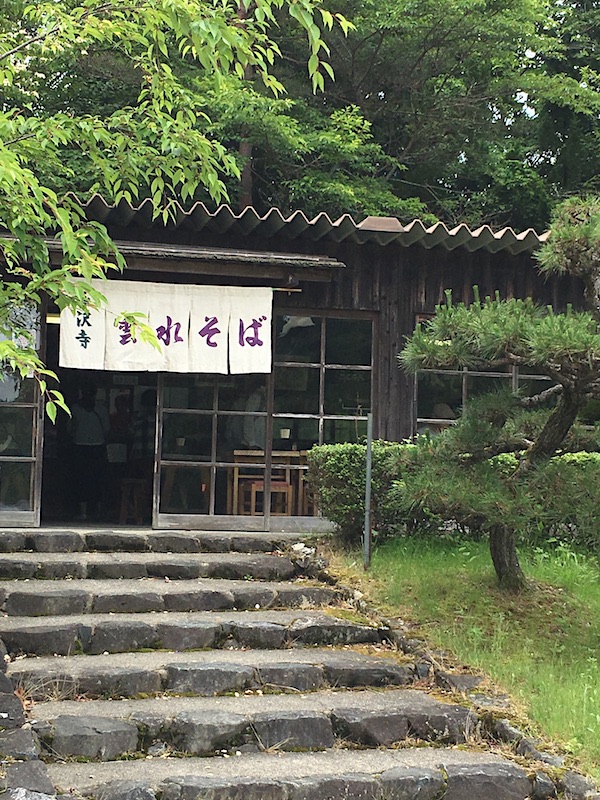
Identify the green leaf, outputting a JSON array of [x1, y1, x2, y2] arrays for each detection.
[[45, 400, 57, 423]]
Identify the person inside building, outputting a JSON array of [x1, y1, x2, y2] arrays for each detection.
[[109, 394, 134, 452], [69, 382, 109, 521], [129, 388, 157, 479], [123, 388, 158, 524], [242, 378, 267, 450]]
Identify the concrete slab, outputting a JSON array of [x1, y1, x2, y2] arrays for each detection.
[[29, 687, 471, 722], [0, 525, 574, 800], [0, 610, 382, 656], [1, 528, 324, 555]]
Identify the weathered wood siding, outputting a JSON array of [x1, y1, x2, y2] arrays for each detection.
[[111, 223, 585, 443]]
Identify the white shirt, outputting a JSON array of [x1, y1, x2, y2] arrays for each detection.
[[71, 403, 109, 445]]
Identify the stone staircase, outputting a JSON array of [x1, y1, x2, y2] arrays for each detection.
[[0, 528, 596, 799]]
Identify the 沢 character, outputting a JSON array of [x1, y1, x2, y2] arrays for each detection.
[[76, 311, 92, 328]]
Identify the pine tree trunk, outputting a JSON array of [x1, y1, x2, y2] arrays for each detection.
[[488, 524, 527, 592], [527, 388, 583, 462]]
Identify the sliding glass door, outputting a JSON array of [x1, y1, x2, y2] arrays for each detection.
[[0, 375, 43, 527], [155, 313, 374, 530], [156, 373, 269, 529]]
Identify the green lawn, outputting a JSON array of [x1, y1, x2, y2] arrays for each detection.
[[347, 536, 600, 778]]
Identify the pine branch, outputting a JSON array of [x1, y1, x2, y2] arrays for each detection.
[[519, 383, 563, 407]]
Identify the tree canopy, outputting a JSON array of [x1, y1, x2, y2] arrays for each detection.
[[283, 0, 600, 228], [2, 0, 600, 411], [0, 0, 348, 413], [7, 0, 599, 233]]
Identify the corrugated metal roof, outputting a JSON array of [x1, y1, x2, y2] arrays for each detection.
[[76, 194, 548, 255]]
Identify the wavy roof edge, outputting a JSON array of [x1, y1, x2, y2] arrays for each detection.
[[74, 194, 548, 255]]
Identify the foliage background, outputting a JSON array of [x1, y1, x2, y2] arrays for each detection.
[[5, 0, 599, 229]]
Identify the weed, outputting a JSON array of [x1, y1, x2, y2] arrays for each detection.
[[322, 607, 376, 627], [249, 722, 292, 753], [13, 673, 79, 704]]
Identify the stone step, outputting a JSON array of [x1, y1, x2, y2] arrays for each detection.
[[0, 551, 302, 581], [48, 748, 534, 800], [31, 688, 478, 760], [0, 610, 383, 656], [2, 527, 580, 800], [9, 647, 415, 700], [0, 577, 336, 616], [0, 529, 311, 555]]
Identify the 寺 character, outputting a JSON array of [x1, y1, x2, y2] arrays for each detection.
[[75, 329, 91, 349]]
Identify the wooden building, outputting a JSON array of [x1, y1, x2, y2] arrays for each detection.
[[0, 199, 584, 530]]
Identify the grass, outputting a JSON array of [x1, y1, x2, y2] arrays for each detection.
[[338, 536, 600, 778]]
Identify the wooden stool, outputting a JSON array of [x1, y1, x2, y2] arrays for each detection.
[[249, 479, 293, 515], [300, 475, 318, 516], [119, 478, 147, 525]]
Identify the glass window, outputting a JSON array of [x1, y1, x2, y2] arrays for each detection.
[[158, 314, 373, 518], [467, 374, 512, 400], [275, 316, 321, 362], [217, 414, 245, 457], [0, 407, 34, 457], [216, 414, 266, 458], [324, 369, 371, 416], [325, 319, 372, 366], [272, 417, 319, 451], [162, 375, 214, 410], [215, 466, 234, 514], [0, 461, 33, 511], [0, 462, 32, 510], [218, 375, 266, 411], [323, 418, 368, 444], [470, 364, 512, 374], [162, 412, 212, 461], [274, 366, 319, 414], [519, 376, 555, 401], [417, 372, 462, 420], [230, 462, 267, 515], [159, 464, 210, 514], [0, 374, 35, 404], [416, 364, 556, 430], [241, 412, 266, 451]]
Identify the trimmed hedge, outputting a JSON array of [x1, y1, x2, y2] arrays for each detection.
[[307, 441, 600, 552], [305, 441, 416, 543]]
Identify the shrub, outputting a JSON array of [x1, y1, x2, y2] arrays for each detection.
[[306, 440, 417, 544], [391, 446, 600, 551], [536, 452, 600, 550], [308, 438, 600, 556]]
